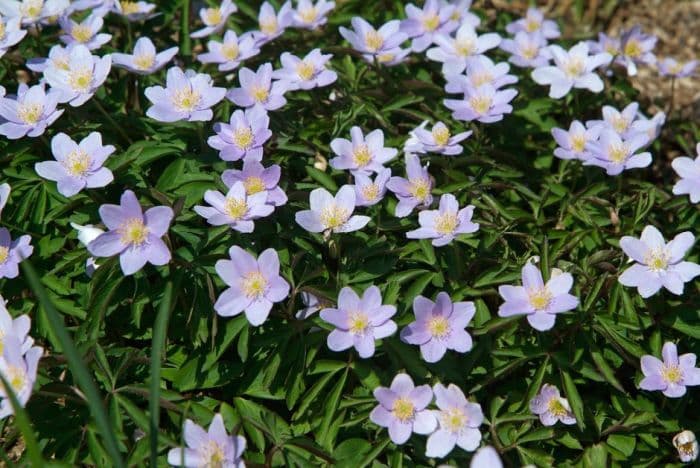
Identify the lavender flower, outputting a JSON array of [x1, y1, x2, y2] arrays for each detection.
[[586, 102, 639, 138], [400, 292, 475, 363], [529, 384, 576, 426], [0, 16, 26, 57], [0, 0, 68, 25], [471, 446, 503, 468], [190, 0, 237, 38], [425, 383, 483, 458], [145, 67, 226, 122], [0, 83, 63, 139], [400, 0, 457, 52], [0, 228, 33, 279], [0, 336, 42, 419], [222, 160, 287, 207], [499, 31, 550, 68], [339, 18, 409, 66], [0, 300, 33, 354], [112, 1, 156, 21], [43, 44, 111, 106], [353, 168, 390, 207], [406, 193, 479, 247], [226, 63, 287, 111], [251, 1, 293, 45], [618, 25, 656, 76], [443, 0, 479, 28], [59, 12, 111, 50], [630, 110, 665, 145], [444, 83, 517, 123], [112, 37, 178, 75], [444, 56, 518, 92], [672, 143, 700, 203], [588, 31, 621, 58], [214, 246, 290, 325], [369, 373, 437, 444], [295, 185, 370, 234], [618, 225, 700, 298], [551, 120, 601, 161], [194, 182, 274, 233], [426, 24, 501, 75], [272, 48, 337, 91], [87, 190, 173, 275], [197, 30, 259, 72], [320, 285, 397, 358], [387, 154, 433, 217], [673, 430, 699, 463], [658, 57, 698, 78], [584, 129, 651, 175], [167, 414, 246, 467], [531, 42, 611, 99], [295, 291, 325, 319], [292, 0, 334, 30], [497, 263, 578, 331], [26, 44, 71, 73], [35, 132, 114, 197], [640, 342, 700, 398], [208, 106, 271, 162], [505, 7, 560, 39], [329, 126, 397, 175]]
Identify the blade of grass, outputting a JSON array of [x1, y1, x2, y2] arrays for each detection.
[[20, 261, 125, 468], [0, 373, 43, 466]]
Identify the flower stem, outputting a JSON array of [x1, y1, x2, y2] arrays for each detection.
[[93, 98, 133, 145]]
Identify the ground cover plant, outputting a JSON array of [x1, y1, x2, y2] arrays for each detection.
[[0, 0, 699, 466]]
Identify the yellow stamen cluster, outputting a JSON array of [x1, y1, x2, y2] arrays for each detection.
[[528, 288, 552, 310], [296, 61, 316, 81], [251, 85, 269, 103], [442, 408, 466, 432], [119, 218, 149, 246], [571, 134, 586, 153], [392, 397, 415, 422], [203, 7, 222, 26], [471, 71, 493, 87], [65, 149, 91, 177], [432, 126, 451, 147], [21, 0, 44, 19], [662, 364, 683, 384], [0, 246, 9, 264], [299, 6, 317, 24], [120, 1, 141, 15], [133, 53, 155, 70], [422, 13, 440, 32], [320, 205, 349, 230], [611, 115, 629, 133], [232, 126, 254, 149], [242, 271, 267, 298], [435, 212, 458, 235], [260, 17, 278, 35], [455, 38, 476, 57], [221, 42, 239, 61], [521, 44, 538, 60], [0, 366, 26, 395], [469, 95, 492, 114], [224, 197, 248, 220], [201, 440, 226, 468], [377, 53, 395, 63], [564, 58, 584, 78], [547, 398, 570, 418], [352, 144, 372, 167], [361, 183, 380, 202], [244, 177, 266, 195], [0, 20, 6, 40], [608, 143, 629, 164], [645, 249, 669, 272], [428, 316, 451, 339], [364, 30, 384, 52], [409, 179, 430, 201], [348, 311, 370, 335], [17, 103, 43, 124], [69, 67, 94, 92], [623, 39, 641, 58], [172, 87, 201, 112], [525, 19, 540, 33], [71, 24, 93, 43]]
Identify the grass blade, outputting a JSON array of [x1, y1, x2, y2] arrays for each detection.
[[0, 373, 43, 466]]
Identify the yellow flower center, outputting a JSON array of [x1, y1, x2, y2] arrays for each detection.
[[21, 0, 43, 19], [547, 398, 569, 417], [428, 316, 450, 338], [201, 440, 225, 468], [0, 246, 8, 264], [571, 134, 586, 153], [522, 44, 538, 60], [611, 115, 629, 133], [422, 13, 440, 32], [435, 212, 458, 235], [679, 442, 696, 458], [0, 365, 26, 395], [471, 71, 493, 87], [564, 58, 584, 77], [348, 311, 370, 335], [352, 144, 372, 167], [361, 183, 380, 201], [450, 10, 461, 21], [624, 39, 641, 58], [69, 68, 93, 92], [432, 126, 451, 147], [65, 148, 91, 176], [120, 1, 141, 15], [442, 408, 466, 432], [133, 53, 155, 70], [525, 19, 540, 33], [392, 397, 415, 422], [662, 364, 683, 384], [242, 271, 267, 298], [469, 95, 492, 114], [670, 62, 685, 75], [232, 126, 254, 149], [296, 61, 315, 81], [119, 218, 149, 245], [528, 288, 552, 310], [222, 42, 239, 60], [319, 204, 349, 230], [203, 7, 222, 26], [244, 176, 265, 195], [456, 38, 476, 57], [260, 17, 278, 35], [377, 53, 395, 63], [172, 87, 201, 112], [17, 103, 43, 124], [224, 197, 247, 220], [71, 24, 93, 43], [605, 43, 618, 55], [409, 179, 430, 201], [609, 143, 628, 164], [299, 6, 317, 23], [644, 249, 669, 272], [364, 30, 384, 52], [251, 85, 269, 103], [0, 334, 4, 356], [0, 21, 6, 40], [53, 55, 70, 70]]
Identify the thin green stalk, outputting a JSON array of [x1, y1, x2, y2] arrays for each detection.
[[20, 261, 125, 468], [180, 0, 191, 57], [93, 99, 133, 145]]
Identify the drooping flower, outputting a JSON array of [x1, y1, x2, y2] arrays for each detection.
[[194, 182, 274, 233], [222, 160, 287, 207], [672, 143, 700, 203], [226, 63, 287, 111], [400, 0, 458, 52], [639, 342, 700, 398], [59, 12, 111, 50], [497, 263, 578, 331], [499, 31, 550, 68], [617, 25, 656, 76], [0, 301, 33, 355], [444, 55, 518, 91], [0, 16, 26, 57], [329, 126, 397, 175], [386, 154, 433, 217], [208, 106, 271, 162], [112, 37, 178, 75], [406, 193, 479, 246], [586, 102, 640, 138], [369, 373, 437, 444], [551, 120, 601, 161], [112, 1, 156, 21], [618, 225, 700, 298], [291, 0, 334, 30], [0, 228, 33, 279], [145, 67, 226, 122], [426, 24, 501, 75], [42, 44, 111, 107], [272, 48, 337, 91], [167, 414, 246, 468], [470, 446, 503, 468], [630, 110, 665, 146], [584, 129, 651, 175], [353, 168, 390, 207], [400, 292, 475, 363], [250, 1, 293, 45], [673, 430, 699, 463], [531, 42, 611, 99], [444, 83, 517, 123], [320, 285, 397, 358], [87, 190, 173, 275], [505, 7, 560, 39], [0, 183, 9, 218], [0, 336, 42, 420], [425, 383, 483, 458], [70, 222, 103, 276], [339, 18, 410, 66], [213, 246, 290, 325], [658, 57, 698, 78], [35, 132, 114, 197], [295, 185, 370, 234], [406, 119, 470, 156], [0, 83, 63, 139], [26, 43, 71, 73], [295, 291, 326, 319], [0, 0, 69, 25], [197, 30, 260, 72], [529, 384, 576, 426], [190, 0, 237, 38]]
